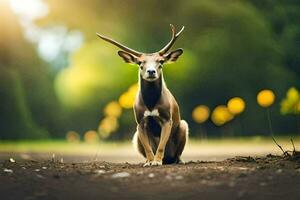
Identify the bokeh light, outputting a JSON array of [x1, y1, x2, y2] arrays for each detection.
[[280, 87, 300, 115], [257, 89, 275, 108], [104, 101, 122, 118], [10, 0, 49, 20], [54, 41, 133, 108], [211, 105, 234, 126], [98, 117, 119, 139], [83, 130, 99, 143], [55, 66, 103, 107], [128, 83, 139, 95], [119, 83, 138, 109], [227, 97, 246, 115], [192, 105, 210, 123], [66, 131, 80, 143]]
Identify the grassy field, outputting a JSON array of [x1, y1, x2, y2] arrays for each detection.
[[0, 136, 299, 152], [0, 136, 299, 163]]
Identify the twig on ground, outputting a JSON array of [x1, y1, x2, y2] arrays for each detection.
[[291, 138, 296, 152], [266, 109, 300, 160], [266, 108, 287, 155], [271, 135, 287, 156]]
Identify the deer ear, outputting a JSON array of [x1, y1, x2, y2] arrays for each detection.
[[118, 51, 139, 64], [164, 48, 183, 63]]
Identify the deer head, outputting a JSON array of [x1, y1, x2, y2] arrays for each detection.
[[97, 24, 184, 82]]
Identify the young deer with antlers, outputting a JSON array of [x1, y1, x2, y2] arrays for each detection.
[[97, 24, 188, 166]]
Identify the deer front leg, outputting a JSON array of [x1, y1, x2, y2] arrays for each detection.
[[137, 125, 155, 167], [152, 120, 172, 166]]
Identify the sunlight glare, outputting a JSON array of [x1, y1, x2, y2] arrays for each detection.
[[9, 0, 48, 20]]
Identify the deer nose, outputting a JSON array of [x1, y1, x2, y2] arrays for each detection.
[[147, 69, 156, 75]]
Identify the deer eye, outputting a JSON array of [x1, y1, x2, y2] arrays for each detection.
[[140, 65, 144, 70], [159, 60, 164, 64]]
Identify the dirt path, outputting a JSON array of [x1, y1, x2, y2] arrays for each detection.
[[1, 155, 300, 200]]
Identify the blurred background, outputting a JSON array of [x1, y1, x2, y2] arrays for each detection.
[[0, 0, 299, 146]]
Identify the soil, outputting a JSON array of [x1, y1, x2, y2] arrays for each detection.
[[1, 155, 300, 200]]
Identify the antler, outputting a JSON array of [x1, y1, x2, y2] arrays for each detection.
[[158, 24, 184, 55], [96, 33, 142, 57]]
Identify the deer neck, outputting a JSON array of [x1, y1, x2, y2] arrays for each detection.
[[140, 75, 164, 110]]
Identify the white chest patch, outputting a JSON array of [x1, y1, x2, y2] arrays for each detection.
[[144, 109, 159, 117]]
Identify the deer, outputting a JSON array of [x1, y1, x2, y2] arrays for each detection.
[[97, 24, 188, 166]]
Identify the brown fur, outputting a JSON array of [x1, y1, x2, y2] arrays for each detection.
[[133, 74, 188, 165]]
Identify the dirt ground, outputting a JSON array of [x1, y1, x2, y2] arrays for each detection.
[[1, 155, 300, 200]]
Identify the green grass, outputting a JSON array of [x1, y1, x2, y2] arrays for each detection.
[[0, 140, 132, 154], [0, 136, 299, 155]]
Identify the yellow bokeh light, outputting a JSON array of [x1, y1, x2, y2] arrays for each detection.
[[55, 66, 103, 107], [280, 87, 300, 115], [227, 97, 246, 115], [84, 130, 99, 143], [257, 89, 275, 107], [104, 101, 122, 117], [66, 131, 80, 143], [192, 105, 210, 123], [98, 116, 119, 138], [119, 92, 133, 109], [54, 41, 128, 108], [128, 83, 139, 94], [287, 87, 299, 102], [211, 105, 234, 126], [118, 83, 138, 109]]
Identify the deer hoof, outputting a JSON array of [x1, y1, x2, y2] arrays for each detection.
[[143, 161, 152, 167], [178, 159, 185, 164], [151, 160, 162, 166]]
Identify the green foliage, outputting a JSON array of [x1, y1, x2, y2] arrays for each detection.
[[55, 40, 137, 108], [0, 4, 61, 139], [247, 0, 300, 81], [0, 0, 299, 139], [0, 69, 48, 139]]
